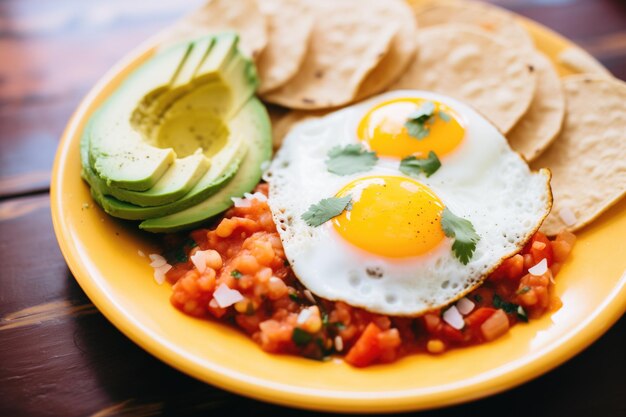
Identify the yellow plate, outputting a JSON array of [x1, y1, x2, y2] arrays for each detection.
[[51, 5, 626, 414]]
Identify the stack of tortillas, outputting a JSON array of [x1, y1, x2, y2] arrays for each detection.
[[159, 0, 625, 236]]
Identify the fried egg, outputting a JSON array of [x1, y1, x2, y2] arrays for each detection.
[[266, 90, 551, 316]]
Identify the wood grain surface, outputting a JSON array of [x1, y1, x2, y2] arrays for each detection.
[[0, 0, 625, 416]]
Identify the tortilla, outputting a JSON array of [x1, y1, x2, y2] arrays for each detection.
[[158, 0, 267, 60], [354, 0, 419, 100], [256, 0, 314, 94], [390, 25, 537, 133], [507, 52, 565, 161], [411, 0, 534, 52], [532, 75, 626, 235], [261, 0, 399, 110], [558, 47, 613, 77]]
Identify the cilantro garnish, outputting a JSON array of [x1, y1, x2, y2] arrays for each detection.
[[404, 101, 435, 139], [516, 286, 531, 295], [493, 294, 529, 322], [492, 294, 518, 314], [163, 247, 188, 264], [302, 195, 352, 227], [292, 328, 313, 346], [289, 293, 300, 302], [441, 207, 480, 265], [326, 144, 378, 175], [231, 270, 242, 279], [399, 151, 441, 178]]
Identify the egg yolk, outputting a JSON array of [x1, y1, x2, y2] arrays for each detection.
[[332, 176, 445, 258], [357, 97, 465, 159]]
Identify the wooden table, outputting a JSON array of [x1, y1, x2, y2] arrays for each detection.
[[1, 1, 624, 415]]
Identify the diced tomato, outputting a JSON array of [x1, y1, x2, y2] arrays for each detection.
[[441, 323, 465, 343], [465, 307, 496, 329], [480, 309, 509, 341], [345, 322, 382, 367], [525, 232, 553, 266], [423, 313, 442, 333], [491, 254, 525, 280], [190, 229, 208, 247]]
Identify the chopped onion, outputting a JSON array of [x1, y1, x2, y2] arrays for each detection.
[[213, 283, 244, 308], [253, 192, 267, 202], [297, 308, 312, 325], [190, 250, 207, 273], [149, 254, 166, 268], [456, 297, 475, 315], [559, 207, 577, 226], [528, 258, 548, 276], [334, 336, 344, 352], [231, 197, 252, 208], [137, 250, 145, 257], [153, 263, 171, 285], [442, 305, 465, 330], [303, 289, 316, 304]]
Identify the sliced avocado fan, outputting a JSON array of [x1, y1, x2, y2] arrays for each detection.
[[81, 33, 271, 232]]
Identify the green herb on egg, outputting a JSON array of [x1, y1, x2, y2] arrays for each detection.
[[404, 101, 435, 139], [399, 151, 441, 178], [302, 195, 352, 227], [441, 207, 480, 265], [325, 144, 378, 175]]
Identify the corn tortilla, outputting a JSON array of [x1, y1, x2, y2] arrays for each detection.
[[507, 52, 565, 162], [533, 75, 626, 235], [390, 25, 537, 133]]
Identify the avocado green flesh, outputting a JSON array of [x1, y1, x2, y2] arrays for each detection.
[[82, 105, 249, 219], [136, 34, 243, 138], [83, 34, 267, 229], [87, 43, 191, 191], [140, 98, 271, 233], [82, 160, 240, 220], [99, 152, 210, 207]]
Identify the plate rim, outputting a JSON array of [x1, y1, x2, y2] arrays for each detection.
[[50, 8, 626, 414]]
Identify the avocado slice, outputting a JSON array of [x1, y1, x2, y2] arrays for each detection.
[[136, 33, 255, 138], [139, 97, 271, 232], [92, 150, 211, 207], [87, 42, 193, 191], [82, 34, 264, 227], [81, 106, 248, 219]]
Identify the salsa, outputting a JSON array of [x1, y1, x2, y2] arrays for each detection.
[[162, 184, 575, 367]]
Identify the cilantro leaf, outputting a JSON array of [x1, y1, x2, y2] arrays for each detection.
[[493, 294, 529, 322], [302, 195, 352, 227], [399, 151, 441, 178], [404, 101, 435, 140], [231, 270, 242, 279], [492, 294, 518, 314], [441, 207, 480, 265], [292, 328, 313, 346], [326, 144, 378, 175]]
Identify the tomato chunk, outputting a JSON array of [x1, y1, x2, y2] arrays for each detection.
[[345, 322, 382, 367], [465, 307, 496, 329], [525, 232, 553, 266], [480, 309, 510, 341]]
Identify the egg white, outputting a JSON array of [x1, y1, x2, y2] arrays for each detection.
[[266, 90, 551, 316]]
